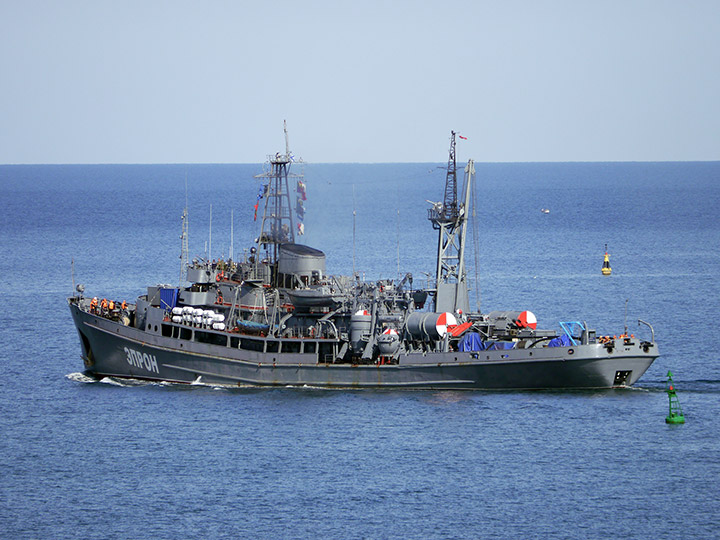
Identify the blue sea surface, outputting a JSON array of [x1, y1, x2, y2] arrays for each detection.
[[1, 161, 719, 539]]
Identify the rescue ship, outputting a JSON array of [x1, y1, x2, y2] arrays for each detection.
[[68, 128, 659, 389]]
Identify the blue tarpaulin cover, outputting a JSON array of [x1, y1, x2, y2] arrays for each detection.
[[458, 333, 516, 352], [548, 334, 573, 347], [488, 341, 515, 350], [459, 333, 485, 351], [159, 288, 179, 310]]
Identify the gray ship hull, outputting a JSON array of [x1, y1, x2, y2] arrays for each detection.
[[70, 303, 658, 390]]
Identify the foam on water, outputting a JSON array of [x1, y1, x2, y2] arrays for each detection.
[[65, 372, 97, 383]]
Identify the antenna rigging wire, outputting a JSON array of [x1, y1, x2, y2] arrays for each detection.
[[352, 184, 356, 276], [471, 168, 481, 311]]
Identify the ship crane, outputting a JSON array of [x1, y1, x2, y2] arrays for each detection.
[[428, 131, 474, 314]]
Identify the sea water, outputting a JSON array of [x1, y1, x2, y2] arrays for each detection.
[[0, 162, 719, 539]]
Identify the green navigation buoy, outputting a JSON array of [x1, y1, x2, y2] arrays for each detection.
[[665, 371, 685, 424]]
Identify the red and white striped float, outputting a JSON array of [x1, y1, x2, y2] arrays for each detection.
[[516, 310, 537, 330]]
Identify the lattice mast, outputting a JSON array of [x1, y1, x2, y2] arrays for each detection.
[[428, 131, 473, 314], [443, 131, 459, 221], [255, 121, 303, 264]]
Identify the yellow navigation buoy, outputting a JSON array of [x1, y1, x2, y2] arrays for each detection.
[[602, 244, 612, 276]]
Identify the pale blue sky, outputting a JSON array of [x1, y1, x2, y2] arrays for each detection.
[[1, 0, 718, 163]]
